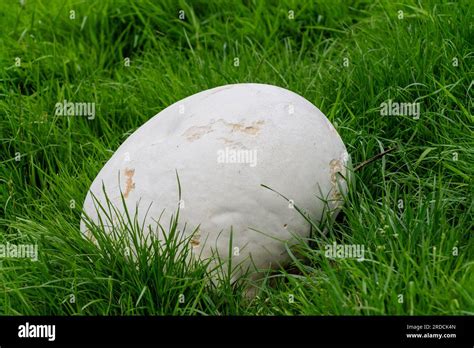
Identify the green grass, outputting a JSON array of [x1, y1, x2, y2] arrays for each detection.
[[0, 0, 473, 315]]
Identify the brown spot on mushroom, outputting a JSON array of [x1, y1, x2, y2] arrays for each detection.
[[331, 189, 343, 201], [190, 234, 201, 248], [182, 125, 214, 142], [225, 120, 265, 135], [329, 159, 344, 207], [182, 120, 265, 142], [217, 137, 246, 149], [123, 168, 135, 198], [329, 159, 343, 180], [218, 137, 236, 145]]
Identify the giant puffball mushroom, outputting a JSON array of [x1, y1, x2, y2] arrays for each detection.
[[80, 83, 350, 284]]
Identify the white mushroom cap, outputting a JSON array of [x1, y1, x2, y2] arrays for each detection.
[[81, 83, 350, 279]]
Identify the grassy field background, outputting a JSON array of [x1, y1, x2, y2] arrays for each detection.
[[0, 0, 473, 315]]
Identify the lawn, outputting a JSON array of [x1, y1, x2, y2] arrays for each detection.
[[0, 0, 472, 315]]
